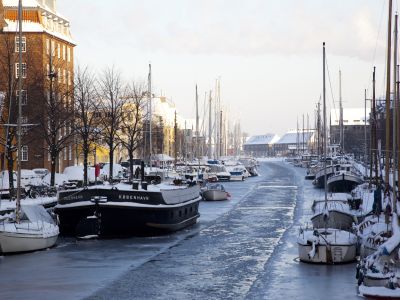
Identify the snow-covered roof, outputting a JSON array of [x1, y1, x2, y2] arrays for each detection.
[[244, 134, 280, 145], [3, 20, 76, 44], [275, 130, 314, 144], [330, 108, 370, 126], [2, 0, 39, 8], [1, 0, 76, 45], [3, 0, 57, 14]]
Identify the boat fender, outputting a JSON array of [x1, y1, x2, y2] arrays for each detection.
[[308, 241, 317, 259]]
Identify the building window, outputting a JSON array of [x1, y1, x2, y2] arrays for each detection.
[[48, 149, 51, 161], [16, 90, 27, 105], [15, 63, 27, 78], [51, 40, 55, 56], [21, 116, 28, 134], [68, 145, 72, 161], [63, 69, 66, 84], [58, 68, 61, 83], [46, 39, 50, 55], [57, 43, 61, 58], [63, 147, 67, 160], [67, 47, 71, 62], [62, 45, 66, 60], [67, 71, 71, 85], [21, 146, 28, 161], [15, 36, 26, 52]]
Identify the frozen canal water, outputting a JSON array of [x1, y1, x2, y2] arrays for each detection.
[[0, 161, 360, 300]]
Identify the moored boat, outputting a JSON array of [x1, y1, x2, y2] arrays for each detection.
[[297, 227, 357, 264], [202, 183, 229, 201], [55, 182, 201, 237], [0, 205, 59, 254], [327, 163, 364, 193]]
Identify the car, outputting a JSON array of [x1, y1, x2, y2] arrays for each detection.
[[32, 168, 49, 178]]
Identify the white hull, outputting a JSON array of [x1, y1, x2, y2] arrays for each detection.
[[0, 230, 58, 253], [202, 190, 228, 201], [298, 243, 356, 263], [229, 175, 244, 181], [359, 285, 400, 299]]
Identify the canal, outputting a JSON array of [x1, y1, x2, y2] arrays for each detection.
[[0, 161, 359, 300]]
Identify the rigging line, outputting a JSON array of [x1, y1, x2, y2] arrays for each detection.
[[325, 54, 337, 124], [366, 0, 386, 93]]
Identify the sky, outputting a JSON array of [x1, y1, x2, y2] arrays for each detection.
[[57, 0, 394, 136]]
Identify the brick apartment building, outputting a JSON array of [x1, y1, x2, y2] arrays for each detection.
[[0, 0, 75, 172]]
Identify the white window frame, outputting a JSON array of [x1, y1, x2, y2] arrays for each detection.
[[15, 36, 26, 53], [62, 45, 66, 60], [21, 146, 28, 161], [20, 116, 28, 134], [51, 40, 55, 56], [46, 39, 50, 55], [63, 147, 67, 160], [16, 90, 27, 105], [57, 43, 61, 58], [15, 63, 27, 78], [67, 47, 71, 62]]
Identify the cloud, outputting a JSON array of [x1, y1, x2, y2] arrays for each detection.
[[112, 0, 385, 62]]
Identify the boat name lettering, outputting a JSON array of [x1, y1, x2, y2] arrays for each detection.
[[119, 194, 150, 201], [64, 195, 84, 201]]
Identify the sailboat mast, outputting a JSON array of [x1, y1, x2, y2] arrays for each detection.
[[373, 67, 379, 186], [220, 110, 223, 157], [148, 64, 152, 171], [385, 0, 393, 189], [296, 117, 299, 156], [184, 120, 187, 164], [339, 70, 344, 153], [317, 101, 321, 156], [208, 92, 212, 158], [195, 85, 199, 159], [396, 65, 400, 203], [393, 13, 398, 212], [307, 113, 309, 153], [323, 42, 327, 203], [302, 114, 305, 154], [16, 0, 23, 222], [174, 110, 177, 166], [364, 89, 368, 179], [398, 64, 400, 202]]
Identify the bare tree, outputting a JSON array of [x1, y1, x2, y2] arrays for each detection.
[[35, 42, 75, 186], [74, 66, 100, 185], [98, 66, 126, 181], [0, 33, 18, 192], [117, 81, 146, 180], [0, 33, 37, 193]]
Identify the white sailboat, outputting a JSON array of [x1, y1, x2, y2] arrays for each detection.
[[0, 0, 59, 254], [297, 42, 357, 264]]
